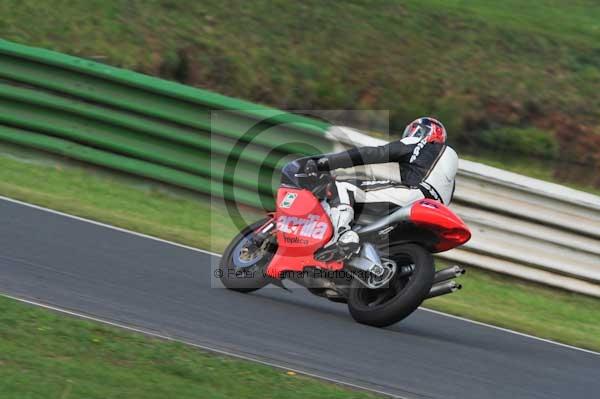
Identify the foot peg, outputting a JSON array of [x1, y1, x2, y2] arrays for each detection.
[[315, 230, 359, 262]]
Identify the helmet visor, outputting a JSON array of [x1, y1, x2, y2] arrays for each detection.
[[402, 122, 432, 139]]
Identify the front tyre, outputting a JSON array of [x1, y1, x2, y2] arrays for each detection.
[[347, 244, 434, 327], [219, 218, 275, 293]]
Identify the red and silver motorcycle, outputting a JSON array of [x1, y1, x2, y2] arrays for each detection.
[[220, 166, 471, 327]]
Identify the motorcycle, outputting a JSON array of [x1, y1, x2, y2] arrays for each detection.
[[219, 163, 471, 327]]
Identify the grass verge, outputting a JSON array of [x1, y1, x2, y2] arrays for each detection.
[[428, 265, 600, 351], [0, 295, 378, 399], [0, 144, 599, 356]]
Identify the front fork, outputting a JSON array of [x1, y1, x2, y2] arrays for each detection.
[[244, 215, 276, 256], [252, 214, 276, 243]]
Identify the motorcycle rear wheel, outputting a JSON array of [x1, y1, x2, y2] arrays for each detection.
[[347, 243, 434, 327], [219, 218, 274, 293]]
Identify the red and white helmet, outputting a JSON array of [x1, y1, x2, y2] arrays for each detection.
[[402, 117, 447, 144]]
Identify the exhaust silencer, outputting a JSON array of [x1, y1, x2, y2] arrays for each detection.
[[427, 280, 461, 299], [434, 265, 465, 284]]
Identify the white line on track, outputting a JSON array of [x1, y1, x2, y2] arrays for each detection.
[[419, 308, 600, 356], [0, 293, 405, 398], [1, 194, 599, 358], [0, 195, 219, 257]]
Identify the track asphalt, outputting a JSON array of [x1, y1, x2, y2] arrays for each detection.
[[0, 197, 598, 398]]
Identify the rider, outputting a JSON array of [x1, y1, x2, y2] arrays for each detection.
[[282, 117, 458, 256]]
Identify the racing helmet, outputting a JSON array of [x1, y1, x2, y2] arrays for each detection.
[[402, 117, 447, 144]]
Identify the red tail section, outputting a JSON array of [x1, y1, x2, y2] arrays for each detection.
[[409, 199, 471, 252]]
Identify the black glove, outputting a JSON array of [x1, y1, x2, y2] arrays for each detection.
[[316, 157, 330, 171], [301, 159, 319, 188], [297, 159, 330, 191], [304, 159, 319, 176]]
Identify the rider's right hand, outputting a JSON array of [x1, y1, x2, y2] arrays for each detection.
[[304, 159, 319, 178], [316, 157, 330, 171], [297, 159, 330, 192]]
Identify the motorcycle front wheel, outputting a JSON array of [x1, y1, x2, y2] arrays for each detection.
[[347, 243, 434, 327], [219, 218, 275, 293]]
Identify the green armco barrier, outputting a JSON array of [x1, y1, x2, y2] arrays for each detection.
[[0, 40, 335, 209]]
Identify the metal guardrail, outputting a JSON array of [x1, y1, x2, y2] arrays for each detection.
[[327, 126, 600, 297], [0, 40, 333, 209]]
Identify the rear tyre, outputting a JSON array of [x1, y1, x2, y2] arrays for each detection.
[[219, 218, 274, 293], [347, 244, 434, 327]]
